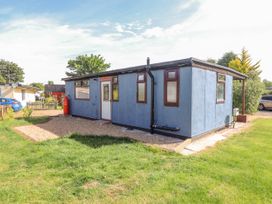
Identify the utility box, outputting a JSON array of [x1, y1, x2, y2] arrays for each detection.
[[233, 108, 239, 116]]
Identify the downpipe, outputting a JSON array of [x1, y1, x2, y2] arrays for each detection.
[[146, 57, 155, 134]]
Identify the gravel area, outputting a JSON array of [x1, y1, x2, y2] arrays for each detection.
[[15, 110, 63, 118], [14, 111, 272, 153], [247, 110, 272, 121], [15, 115, 184, 151]]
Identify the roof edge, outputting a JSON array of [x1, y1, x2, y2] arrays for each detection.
[[62, 57, 247, 81], [191, 58, 248, 80]]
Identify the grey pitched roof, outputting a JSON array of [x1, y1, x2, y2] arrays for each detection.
[[45, 84, 65, 93], [0, 83, 39, 91], [62, 57, 247, 81]]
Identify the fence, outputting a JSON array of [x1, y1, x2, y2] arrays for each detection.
[[0, 105, 8, 120], [27, 102, 58, 110]]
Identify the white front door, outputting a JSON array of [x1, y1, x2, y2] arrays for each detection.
[[101, 81, 111, 120]]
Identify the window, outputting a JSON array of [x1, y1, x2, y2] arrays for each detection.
[[75, 80, 90, 99], [262, 96, 272, 101], [103, 84, 109, 101], [137, 73, 146, 103], [112, 76, 119, 101], [0, 98, 7, 103], [164, 69, 179, 106], [216, 73, 225, 103]]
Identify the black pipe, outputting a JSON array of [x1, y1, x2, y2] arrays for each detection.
[[152, 125, 180, 132], [146, 57, 155, 134]]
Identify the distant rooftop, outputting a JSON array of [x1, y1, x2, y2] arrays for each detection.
[[0, 83, 38, 91], [45, 84, 65, 93]]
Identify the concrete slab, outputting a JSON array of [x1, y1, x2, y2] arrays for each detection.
[[185, 134, 226, 152], [180, 122, 251, 155], [14, 125, 59, 142]]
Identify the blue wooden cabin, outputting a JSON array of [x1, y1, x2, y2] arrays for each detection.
[[63, 57, 247, 139]]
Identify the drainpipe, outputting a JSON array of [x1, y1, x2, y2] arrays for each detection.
[[146, 57, 155, 134]]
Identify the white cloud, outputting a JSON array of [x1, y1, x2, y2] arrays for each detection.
[[146, 18, 152, 26], [177, 0, 200, 11], [115, 23, 124, 33], [0, 0, 271, 84]]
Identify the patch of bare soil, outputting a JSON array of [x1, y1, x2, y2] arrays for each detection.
[[83, 181, 101, 190]]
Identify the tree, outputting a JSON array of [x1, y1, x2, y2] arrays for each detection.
[[66, 54, 110, 77], [228, 48, 261, 80], [30, 82, 44, 91], [263, 79, 272, 88], [233, 80, 264, 114], [217, 52, 237, 67], [0, 59, 24, 83], [229, 48, 264, 113], [207, 58, 217, 64], [48, 81, 54, 85], [0, 75, 6, 83]]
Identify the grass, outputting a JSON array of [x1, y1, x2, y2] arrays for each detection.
[[0, 117, 272, 203]]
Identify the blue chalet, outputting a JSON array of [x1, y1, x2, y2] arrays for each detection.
[[63, 58, 247, 139]]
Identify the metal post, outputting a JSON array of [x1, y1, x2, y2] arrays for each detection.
[[242, 80, 246, 115]]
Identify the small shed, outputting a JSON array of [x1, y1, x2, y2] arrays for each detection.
[[45, 84, 65, 104], [63, 57, 247, 139]]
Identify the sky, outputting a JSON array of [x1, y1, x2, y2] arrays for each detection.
[[0, 0, 271, 84]]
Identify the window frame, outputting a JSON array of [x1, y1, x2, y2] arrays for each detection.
[[74, 80, 90, 100], [164, 69, 179, 107], [136, 73, 147, 103], [103, 84, 110, 101], [111, 76, 119, 102], [216, 73, 226, 104]]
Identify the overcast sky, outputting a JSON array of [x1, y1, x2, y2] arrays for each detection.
[[0, 0, 271, 84]]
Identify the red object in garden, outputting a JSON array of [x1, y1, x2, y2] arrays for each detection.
[[44, 84, 65, 104], [63, 96, 69, 115]]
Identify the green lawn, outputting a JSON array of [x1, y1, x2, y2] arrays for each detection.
[[0, 118, 272, 203]]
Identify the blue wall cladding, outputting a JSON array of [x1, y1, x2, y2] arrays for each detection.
[[152, 67, 192, 137], [111, 67, 192, 137], [191, 68, 233, 136], [65, 66, 234, 138], [65, 79, 100, 119], [111, 73, 151, 129]]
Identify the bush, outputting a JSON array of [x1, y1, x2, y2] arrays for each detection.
[[22, 107, 33, 118], [3, 107, 15, 120], [44, 96, 57, 104], [263, 89, 272, 95], [233, 79, 265, 114]]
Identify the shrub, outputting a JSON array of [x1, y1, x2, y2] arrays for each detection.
[[263, 89, 272, 95], [233, 79, 265, 114], [22, 106, 33, 118], [3, 107, 15, 120], [44, 96, 57, 104]]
